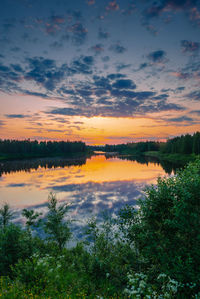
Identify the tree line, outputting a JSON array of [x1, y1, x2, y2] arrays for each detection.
[[160, 131, 200, 155], [0, 139, 86, 155], [99, 131, 200, 156]]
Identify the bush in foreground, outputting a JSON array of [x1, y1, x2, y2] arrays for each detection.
[[0, 159, 200, 298]]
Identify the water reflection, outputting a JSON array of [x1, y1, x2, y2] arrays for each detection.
[[0, 156, 87, 176], [0, 154, 180, 239]]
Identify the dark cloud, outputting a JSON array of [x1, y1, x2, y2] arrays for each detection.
[[109, 43, 127, 54], [67, 22, 88, 45], [106, 1, 119, 12], [190, 110, 200, 115], [10, 64, 24, 73], [98, 28, 110, 39], [152, 94, 169, 100], [107, 73, 126, 80], [0, 121, 4, 127], [0, 54, 95, 95], [44, 15, 66, 35], [0, 62, 23, 89], [7, 183, 30, 188], [137, 63, 148, 71], [101, 56, 110, 62], [186, 90, 200, 100], [168, 116, 194, 122], [115, 63, 131, 72], [112, 79, 136, 89], [170, 71, 191, 80], [147, 50, 167, 64], [143, 0, 198, 19], [175, 86, 185, 93], [5, 114, 28, 119], [22, 90, 50, 98], [170, 59, 200, 82], [25, 57, 66, 91], [90, 44, 104, 54], [50, 41, 64, 49], [70, 55, 94, 74], [87, 0, 95, 5], [46, 75, 183, 118], [181, 40, 200, 54]]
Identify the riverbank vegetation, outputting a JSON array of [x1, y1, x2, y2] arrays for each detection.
[[0, 159, 200, 298]]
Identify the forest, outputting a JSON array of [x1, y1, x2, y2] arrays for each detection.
[[99, 131, 200, 156], [0, 139, 86, 159], [0, 159, 200, 298], [0, 132, 199, 161]]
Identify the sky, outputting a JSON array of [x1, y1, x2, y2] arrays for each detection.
[[0, 0, 200, 145]]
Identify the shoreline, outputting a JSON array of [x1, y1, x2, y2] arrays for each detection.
[[0, 150, 93, 162]]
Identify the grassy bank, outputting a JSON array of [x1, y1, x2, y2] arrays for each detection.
[[144, 151, 197, 164]]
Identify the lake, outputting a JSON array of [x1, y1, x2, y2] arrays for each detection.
[[0, 154, 177, 239]]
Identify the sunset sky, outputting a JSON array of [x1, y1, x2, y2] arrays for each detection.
[[0, 0, 200, 145]]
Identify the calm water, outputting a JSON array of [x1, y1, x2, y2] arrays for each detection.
[[0, 154, 175, 239]]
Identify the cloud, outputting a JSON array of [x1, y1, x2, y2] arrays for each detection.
[[67, 22, 88, 45], [50, 41, 64, 49], [112, 79, 136, 89], [107, 73, 126, 80], [5, 114, 28, 119], [87, 0, 95, 5], [143, 0, 198, 19], [189, 6, 200, 27], [181, 40, 200, 54], [46, 72, 184, 118], [170, 71, 191, 80], [106, 1, 119, 12], [90, 44, 104, 54], [186, 90, 200, 100], [44, 15, 66, 35], [0, 55, 96, 96], [147, 50, 167, 64], [0, 63, 24, 93], [10, 64, 24, 73], [190, 110, 200, 115], [98, 28, 110, 39], [22, 90, 50, 99], [115, 63, 131, 72], [70, 55, 95, 74], [0, 120, 4, 127], [168, 116, 194, 122], [7, 183, 30, 188], [25, 57, 66, 91], [142, 0, 200, 32], [101, 56, 110, 62], [109, 43, 127, 54]]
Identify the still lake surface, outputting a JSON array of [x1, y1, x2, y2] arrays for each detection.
[[0, 154, 176, 239]]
